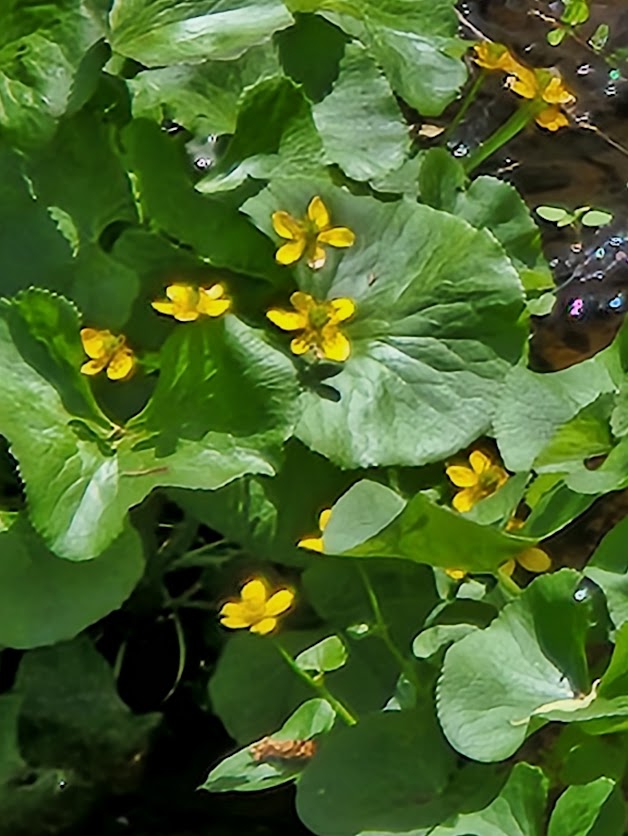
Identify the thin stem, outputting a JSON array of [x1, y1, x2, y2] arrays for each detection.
[[464, 101, 539, 174], [273, 640, 358, 727], [357, 563, 421, 692], [497, 569, 522, 598], [442, 70, 486, 143]]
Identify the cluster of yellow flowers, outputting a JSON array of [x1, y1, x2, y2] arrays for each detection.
[[79, 196, 357, 380], [474, 41, 575, 132]]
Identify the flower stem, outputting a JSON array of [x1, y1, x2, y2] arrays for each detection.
[[273, 640, 358, 727], [357, 563, 421, 692], [497, 569, 523, 598], [464, 101, 539, 174], [442, 70, 486, 143]]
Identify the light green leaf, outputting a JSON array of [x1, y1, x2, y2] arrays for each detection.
[[129, 43, 281, 136], [245, 179, 526, 468], [323, 480, 527, 574], [548, 779, 616, 836], [413, 623, 480, 659], [581, 209, 613, 228], [109, 0, 294, 65], [437, 570, 591, 761], [494, 358, 615, 472], [296, 636, 348, 674], [431, 763, 548, 836], [312, 42, 409, 182], [201, 699, 335, 793], [536, 205, 570, 223], [0, 515, 143, 649], [585, 516, 628, 630], [533, 395, 614, 473]]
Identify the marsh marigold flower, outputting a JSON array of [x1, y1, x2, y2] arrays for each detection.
[[506, 66, 575, 131], [219, 578, 294, 635], [272, 195, 355, 270], [446, 450, 509, 513], [152, 283, 231, 321], [473, 42, 523, 73], [80, 328, 135, 381], [297, 509, 332, 552], [267, 292, 355, 362]]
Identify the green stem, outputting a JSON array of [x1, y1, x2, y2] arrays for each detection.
[[442, 70, 486, 143], [497, 569, 523, 598], [274, 640, 358, 727], [464, 100, 539, 174], [357, 564, 421, 692]]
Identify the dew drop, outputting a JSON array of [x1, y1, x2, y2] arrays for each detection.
[[574, 587, 587, 602]]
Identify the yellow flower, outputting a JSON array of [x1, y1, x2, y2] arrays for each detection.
[[501, 547, 551, 577], [472, 42, 523, 73], [151, 283, 231, 321], [219, 578, 294, 636], [80, 328, 136, 381], [267, 291, 356, 362], [445, 568, 467, 581], [272, 195, 355, 270], [446, 450, 509, 513], [506, 66, 575, 132], [297, 509, 332, 552]]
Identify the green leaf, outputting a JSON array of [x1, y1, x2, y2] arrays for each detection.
[[413, 623, 480, 659], [109, 0, 294, 65], [547, 27, 568, 46], [245, 178, 526, 468], [132, 315, 299, 447], [209, 631, 321, 743], [276, 13, 348, 102], [197, 76, 324, 194], [201, 699, 335, 793], [15, 637, 160, 779], [536, 205, 571, 223], [522, 479, 597, 540], [581, 209, 613, 228], [312, 42, 409, 182], [548, 779, 616, 836], [533, 395, 614, 473], [437, 570, 591, 761], [296, 636, 348, 674], [0, 0, 105, 148], [0, 292, 290, 559], [323, 480, 527, 574], [296, 709, 456, 835], [431, 763, 548, 836], [0, 515, 143, 649], [494, 359, 615, 472], [122, 119, 284, 283], [561, 0, 590, 26], [130, 44, 281, 136], [418, 147, 467, 212], [585, 516, 628, 630]]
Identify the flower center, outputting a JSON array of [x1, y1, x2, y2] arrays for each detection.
[[309, 305, 331, 330]]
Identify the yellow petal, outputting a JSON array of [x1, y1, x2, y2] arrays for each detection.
[[241, 579, 267, 607], [452, 488, 477, 513], [473, 42, 518, 72], [276, 238, 306, 265], [166, 284, 197, 306], [321, 327, 351, 362], [197, 295, 231, 317], [517, 547, 551, 573], [506, 517, 524, 532], [219, 602, 243, 618], [290, 335, 312, 356], [267, 308, 307, 331], [106, 348, 135, 381], [80, 358, 107, 376], [174, 309, 200, 322], [297, 535, 324, 552], [319, 509, 332, 531], [445, 568, 466, 581], [80, 328, 109, 359], [542, 77, 575, 105], [290, 291, 316, 313], [535, 106, 569, 132], [506, 68, 538, 99], [469, 450, 492, 475], [317, 227, 355, 248], [328, 298, 356, 323], [272, 210, 303, 240], [307, 244, 326, 270], [220, 615, 252, 629], [151, 300, 177, 318], [250, 617, 277, 635], [307, 195, 330, 230], [265, 589, 294, 617], [500, 559, 516, 577], [446, 465, 478, 488]]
